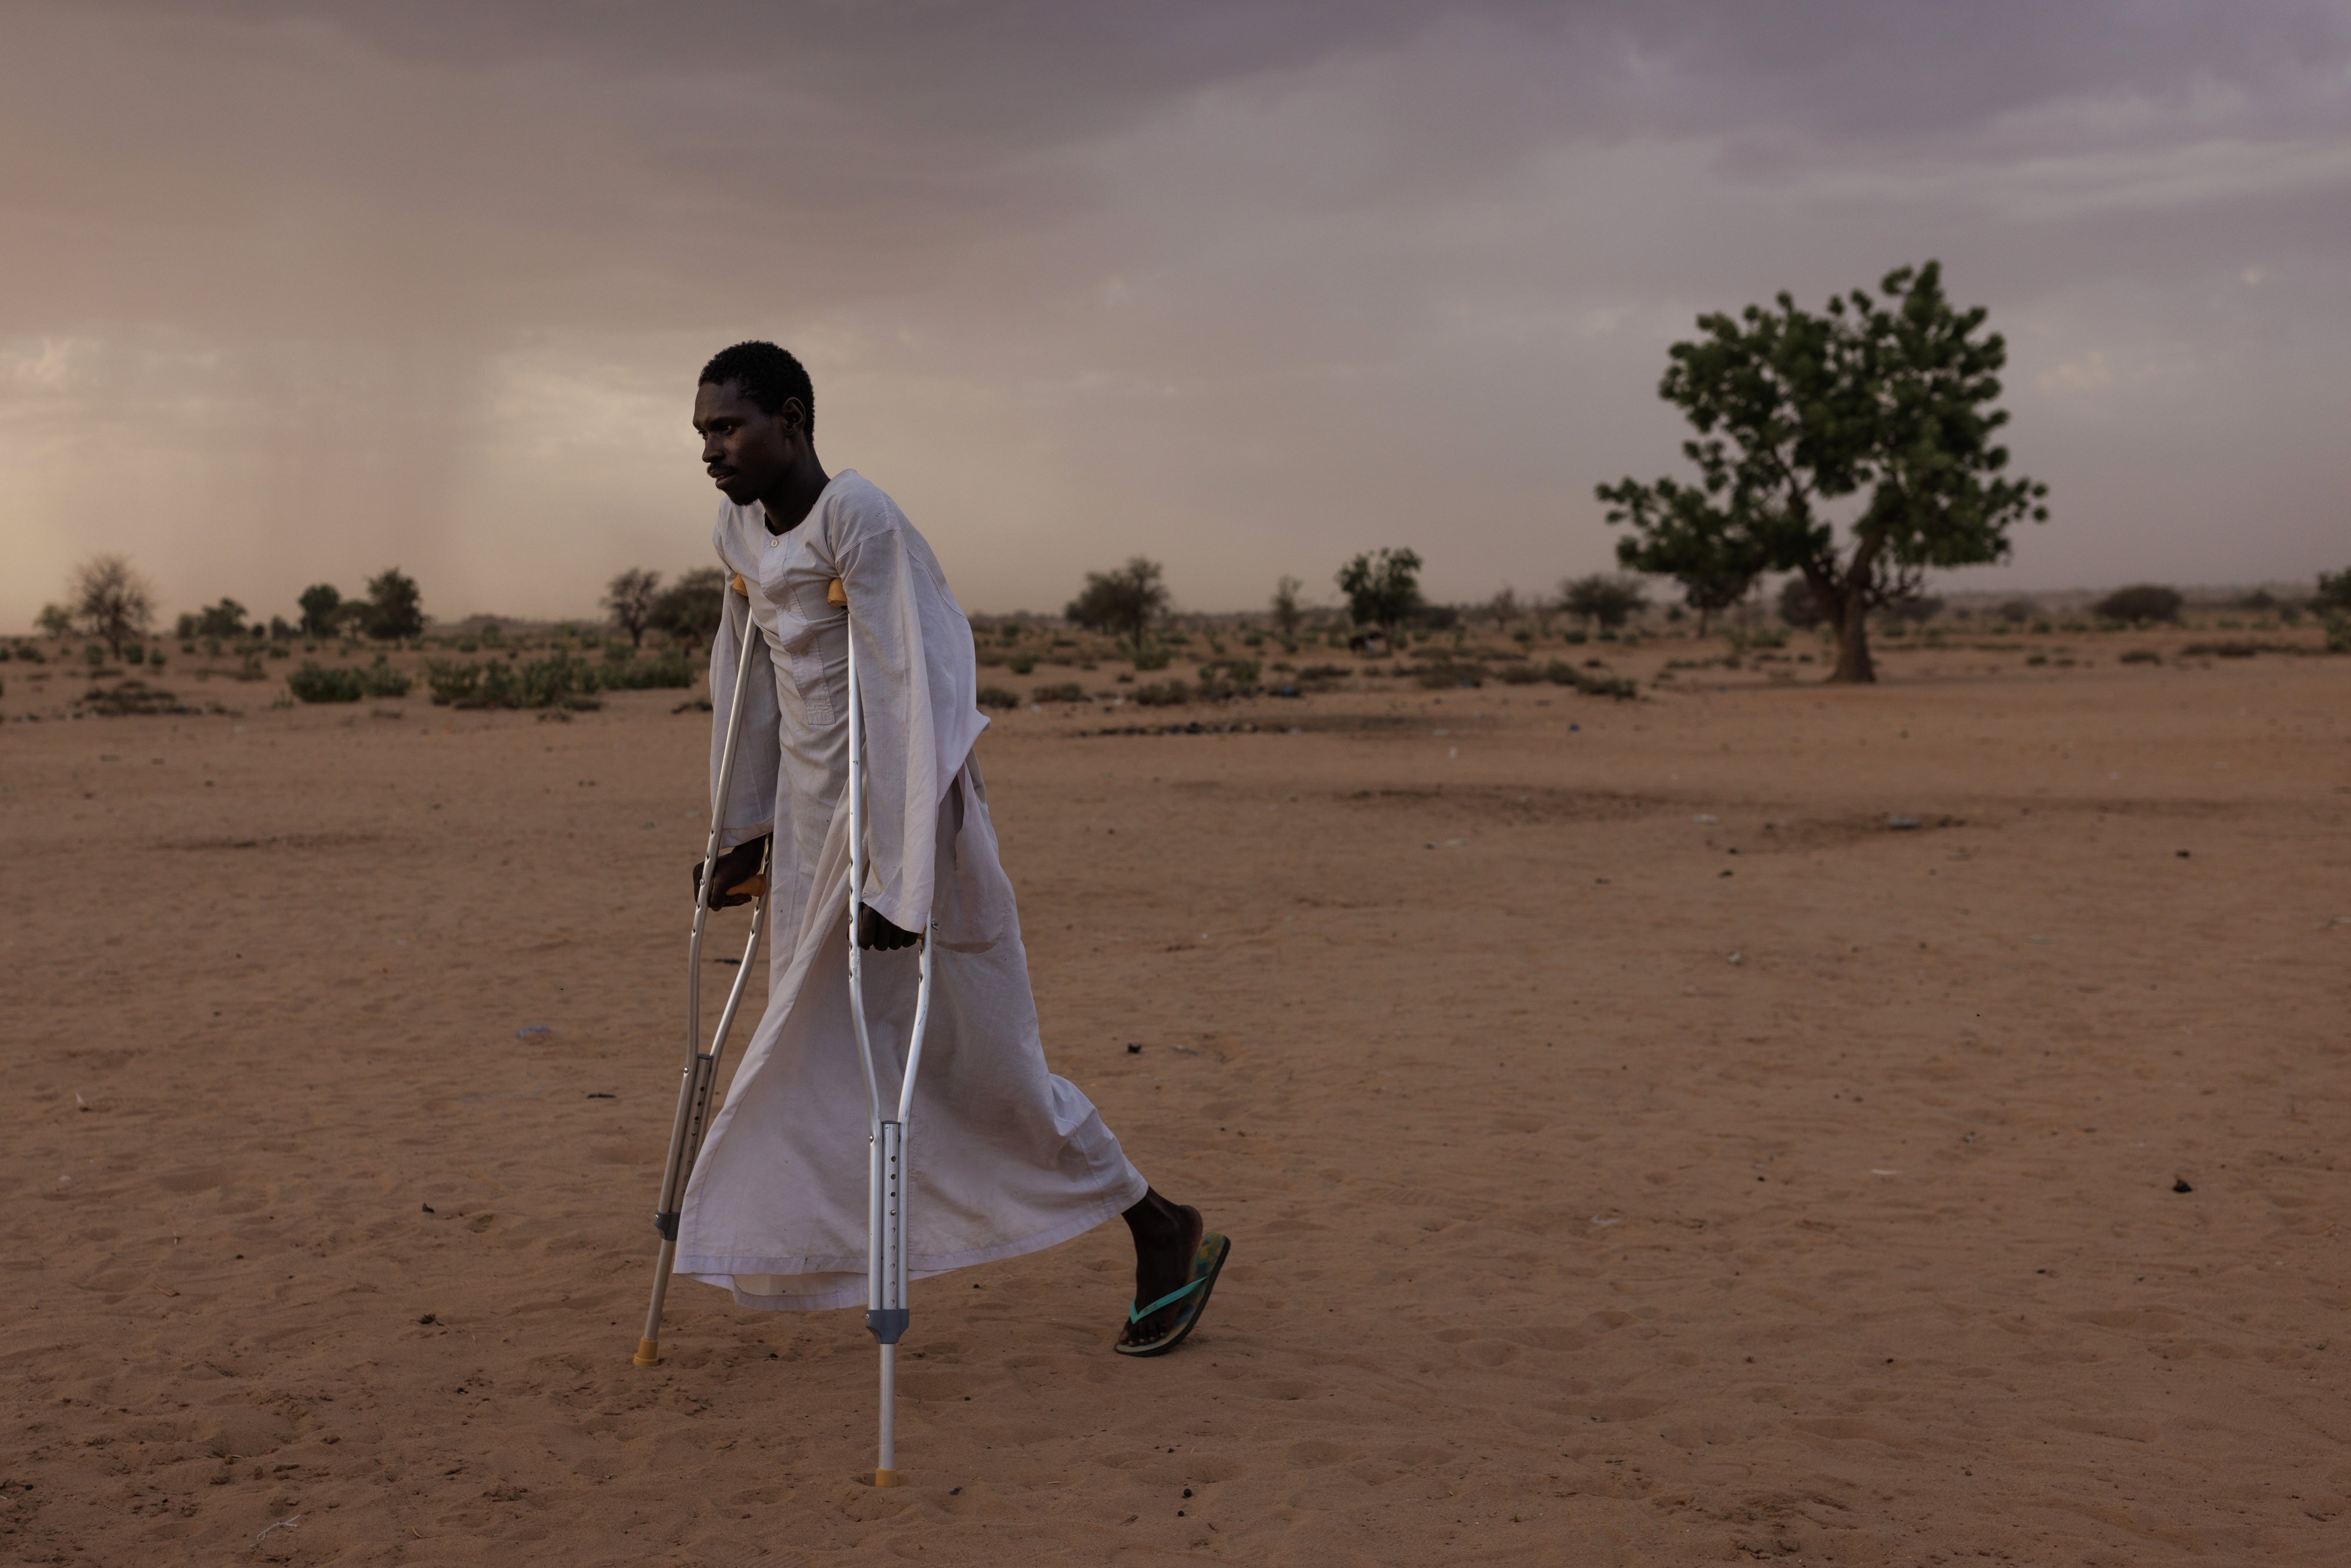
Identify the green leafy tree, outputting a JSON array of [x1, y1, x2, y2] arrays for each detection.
[[649, 568, 726, 651], [195, 598, 248, 639], [1064, 557, 1171, 651], [1335, 548, 1423, 641], [69, 554, 155, 658], [363, 568, 424, 641], [1269, 575, 1304, 639], [2094, 585, 2181, 625], [1559, 573, 1647, 630], [2313, 567, 2351, 617], [297, 584, 343, 638], [36, 602, 74, 639], [604, 568, 662, 649], [1598, 260, 2047, 683]]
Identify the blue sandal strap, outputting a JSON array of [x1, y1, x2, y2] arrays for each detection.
[[1127, 1276, 1204, 1324]]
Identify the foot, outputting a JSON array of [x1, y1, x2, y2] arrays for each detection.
[[1118, 1189, 1203, 1348]]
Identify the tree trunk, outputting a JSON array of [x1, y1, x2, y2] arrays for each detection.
[[1830, 603, 1876, 683]]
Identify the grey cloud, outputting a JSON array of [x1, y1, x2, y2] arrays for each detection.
[[3, 1, 2346, 625]]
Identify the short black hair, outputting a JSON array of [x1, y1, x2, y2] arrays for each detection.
[[698, 341, 813, 433]]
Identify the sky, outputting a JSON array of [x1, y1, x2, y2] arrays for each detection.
[[4, 0, 2348, 628]]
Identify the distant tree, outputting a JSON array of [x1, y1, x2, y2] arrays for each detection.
[[604, 568, 662, 649], [1065, 557, 1170, 651], [267, 615, 296, 640], [2095, 585, 2182, 625], [1598, 260, 2047, 682], [649, 568, 726, 651], [36, 602, 74, 639], [1335, 548, 1423, 641], [195, 598, 248, 639], [2315, 567, 2351, 616], [1778, 577, 1826, 629], [363, 568, 424, 641], [297, 584, 343, 638], [1559, 573, 1647, 630], [1482, 587, 1522, 629], [1269, 575, 1304, 639], [1994, 597, 2039, 623], [69, 554, 155, 658], [1675, 566, 1756, 636]]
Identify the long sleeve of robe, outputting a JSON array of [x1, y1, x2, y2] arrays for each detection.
[[675, 471, 1146, 1311]]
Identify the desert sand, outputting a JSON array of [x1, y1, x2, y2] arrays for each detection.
[[4, 632, 2348, 1565]]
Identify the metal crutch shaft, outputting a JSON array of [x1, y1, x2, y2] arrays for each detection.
[[835, 573, 934, 1489], [634, 579, 766, 1368]]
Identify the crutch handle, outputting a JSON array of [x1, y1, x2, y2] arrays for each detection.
[[729, 572, 750, 597], [827, 577, 847, 608], [721, 873, 767, 897]]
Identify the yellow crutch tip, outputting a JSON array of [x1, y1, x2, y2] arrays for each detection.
[[632, 1338, 661, 1367], [873, 1469, 903, 1488]]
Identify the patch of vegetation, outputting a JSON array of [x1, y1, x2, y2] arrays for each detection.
[[2180, 639, 2302, 659], [289, 656, 413, 703], [78, 679, 189, 716], [1535, 659, 1637, 699], [421, 651, 691, 708], [2095, 585, 2182, 625], [1130, 680, 1191, 706], [1032, 682, 1089, 703], [976, 685, 1021, 709], [1410, 661, 1483, 689], [2118, 648, 2161, 665]]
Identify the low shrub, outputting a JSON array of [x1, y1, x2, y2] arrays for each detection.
[[2119, 649, 2161, 665], [1130, 642, 1173, 672], [1007, 651, 1038, 675], [976, 685, 1020, 709], [79, 679, 187, 716], [1131, 680, 1190, 706], [424, 651, 687, 706], [288, 662, 367, 702], [1539, 659, 1637, 699], [1032, 682, 1089, 703], [1411, 661, 1483, 689], [595, 651, 695, 691]]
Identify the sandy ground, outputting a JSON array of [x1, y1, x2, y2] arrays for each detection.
[[4, 637, 2349, 1566]]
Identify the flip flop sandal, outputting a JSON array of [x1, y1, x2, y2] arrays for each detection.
[[1114, 1231, 1231, 1358]]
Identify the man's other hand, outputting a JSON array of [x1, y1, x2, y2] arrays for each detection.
[[858, 904, 921, 950], [694, 835, 771, 909]]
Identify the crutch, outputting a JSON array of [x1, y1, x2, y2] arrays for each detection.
[[831, 573, 938, 1489], [634, 575, 770, 1368]]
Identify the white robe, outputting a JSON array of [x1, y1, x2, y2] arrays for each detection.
[[675, 471, 1146, 1311]]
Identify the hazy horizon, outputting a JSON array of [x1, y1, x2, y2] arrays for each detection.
[[6, 2, 2348, 631]]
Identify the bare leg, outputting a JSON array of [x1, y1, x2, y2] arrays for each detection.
[[1118, 1187, 1203, 1347]]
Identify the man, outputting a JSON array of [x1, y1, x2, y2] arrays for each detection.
[[673, 340, 1227, 1356]]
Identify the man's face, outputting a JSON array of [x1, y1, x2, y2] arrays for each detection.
[[693, 381, 801, 505]]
